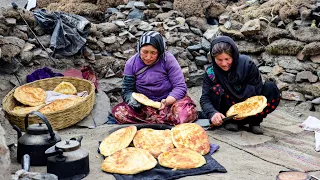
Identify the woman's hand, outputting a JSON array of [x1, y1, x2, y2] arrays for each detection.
[[159, 96, 176, 110], [211, 113, 225, 126], [159, 99, 167, 110]]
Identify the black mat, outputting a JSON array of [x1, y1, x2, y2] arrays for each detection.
[[112, 153, 227, 180], [99, 124, 227, 180]]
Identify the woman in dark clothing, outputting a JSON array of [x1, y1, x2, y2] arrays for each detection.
[[200, 36, 280, 134]]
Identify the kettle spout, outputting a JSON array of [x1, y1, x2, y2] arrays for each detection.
[[13, 125, 22, 139]]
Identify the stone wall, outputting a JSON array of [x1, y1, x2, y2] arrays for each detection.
[[0, 0, 319, 113]]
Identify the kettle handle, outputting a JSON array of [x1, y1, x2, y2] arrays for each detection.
[[24, 111, 55, 140]]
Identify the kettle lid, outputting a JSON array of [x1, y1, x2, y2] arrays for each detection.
[[27, 123, 49, 135], [55, 140, 80, 152]]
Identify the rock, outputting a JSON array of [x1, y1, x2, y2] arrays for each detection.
[[0, 44, 21, 62], [290, 83, 320, 97], [37, 35, 51, 48], [219, 25, 244, 39], [278, 57, 305, 71], [100, 36, 117, 44], [201, 38, 211, 52], [236, 41, 265, 54], [301, 42, 320, 56], [96, 22, 118, 35], [195, 55, 208, 66], [137, 21, 153, 31], [310, 55, 320, 64], [20, 51, 34, 65], [99, 77, 122, 93], [288, 22, 320, 43], [185, 16, 209, 32], [9, 28, 28, 41], [0, 36, 25, 49], [296, 71, 318, 83], [219, 13, 230, 24], [265, 39, 305, 55], [0, 59, 21, 74], [148, 3, 161, 10], [259, 66, 273, 74], [187, 70, 204, 87], [240, 19, 261, 36], [276, 81, 288, 91], [127, 9, 144, 20], [160, 1, 173, 11], [113, 20, 126, 28], [0, 124, 10, 180], [203, 25, 219, 42], [134, 1, 147, 10], [190, 27, 202, 36], [311, 97, 320, 105], [189, 62, 198, 73], [279, 72, 296, 83], [173, 0, 211, 17], [270, 66, 284, 76], [5, 18, 16, 25], [281, 91, 306, 102]]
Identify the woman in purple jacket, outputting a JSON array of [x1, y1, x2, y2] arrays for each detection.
[[112, 31, 198, 125]]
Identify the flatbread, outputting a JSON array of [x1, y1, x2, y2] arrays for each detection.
[[171, 123, 210, 155], [12, 104, 45, 115], [132, 92, 161, 109], [53, 81, 77, 95], [158, 148, 206, 170], [38, 98, 76, 114], [101, 147, 157, 174], [14, 86, 46, 106], [133, 128, 174, 158], [226, 95, 267, 118], [99, 126, 137, 157]]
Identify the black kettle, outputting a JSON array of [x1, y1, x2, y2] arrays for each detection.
[[45, 136, 90, 180], [13, 111, 61, 166]]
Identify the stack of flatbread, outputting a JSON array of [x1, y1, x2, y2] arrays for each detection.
[[226, 95, 267, 118], [100, 123, 211, 174], [12, 82, 81, 115]]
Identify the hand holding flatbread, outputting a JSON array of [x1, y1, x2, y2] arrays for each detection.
[[158, 148, 206, 170], [132, 92, 161, 109], [226, 95, 267, 119], [101, 147, 157, 174]]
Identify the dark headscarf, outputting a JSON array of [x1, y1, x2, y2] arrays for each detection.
[[210, 36, 263, 100], [137, 31, 166, 58]]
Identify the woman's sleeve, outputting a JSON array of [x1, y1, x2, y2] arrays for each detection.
[[121, 56, 142, 110], [245, 60, 263, 95], [166, 53, 187, 100], [200, 73, 218, 119]]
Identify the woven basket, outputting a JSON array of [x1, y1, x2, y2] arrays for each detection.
[[2, 77, 95, 131]]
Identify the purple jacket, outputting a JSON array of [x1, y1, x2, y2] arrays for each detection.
[[124, 52, 187, 102]]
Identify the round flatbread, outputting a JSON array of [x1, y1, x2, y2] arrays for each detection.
[[53, 81, 77, 95], [14, 86, 46, 106], [133, 128, 174, 158], [99, 126, 137, 157], [171, 123, 210, 155], [158, 148, 206, 170], [12, 104, 45, 115], [132, 92, 161, 109], [38, 98, 75, 114], [226, 95, 267, 118], [101, 147, 157, 174]]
